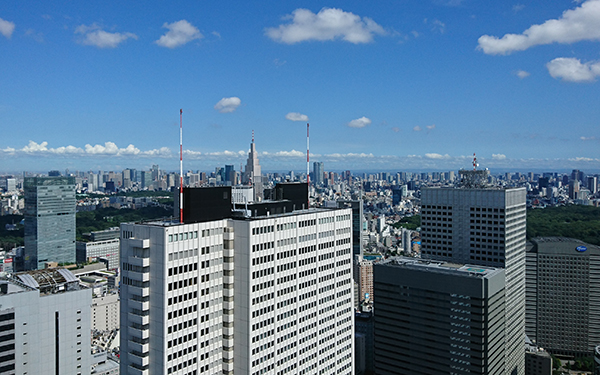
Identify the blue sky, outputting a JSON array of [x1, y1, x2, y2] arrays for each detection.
[[1, 0, 600, 173]]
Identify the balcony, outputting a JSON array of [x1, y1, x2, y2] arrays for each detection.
[[129, 351, 150, 368], [128, 364, 149, 375], [128, 340, 149, 354], [128, 256, 149, 267], [128, 325, 149, 340], [128, 299, 149, 311], [128, 272, 150, 283], [128, 238, 150, 249], [129, 312, 149, 326], [128, 285, 150, 297]]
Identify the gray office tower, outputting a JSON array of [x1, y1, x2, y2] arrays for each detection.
[[313, 162, 324, 186], [374, 258, 506, 374], [525, 237, 600, 357], [0, 269, 92, 375], [420, 170, 527, 375], [23, 176, 76, 270]]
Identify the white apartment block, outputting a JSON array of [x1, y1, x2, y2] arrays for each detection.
[[231, 208, 354, 375], [120, 220, 228, 375], [92, 293, 120, 331], [120, 203, 355, 375]]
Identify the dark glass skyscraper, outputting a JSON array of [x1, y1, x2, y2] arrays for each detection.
[[23, 176, 76, 270]]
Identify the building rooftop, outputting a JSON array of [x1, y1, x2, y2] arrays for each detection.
[[380, 257, 503, 279], [11, 268, 81, 295]]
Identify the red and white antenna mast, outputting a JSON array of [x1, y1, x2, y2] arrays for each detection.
[[306, 123, 310, 209], [179, 109, 184, 223], [472, 153, 478, 171]]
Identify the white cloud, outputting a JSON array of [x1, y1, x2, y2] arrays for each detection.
[[492, 153, 507, 160], [155, 20, 203, 48], [431, 19, 446, 34], [546, 57, 600, 82], [515, 70, 530, 78], [426, 124, 436, 130], [392, 127, 400, 133], [425, 153, 450, 159], [75, 24, 137, 48], [581, 136, 597, 140], [413, 126, 422, 131], [285, 112, 309, 122], [25, 29, 44, 43], [0, 17, 15, 38], [478, 0, 600, 55], [347, 116, 371, 128], [513, 4, 525, 12], [265, 8, 386, 44], [214, 97, 241, 113]]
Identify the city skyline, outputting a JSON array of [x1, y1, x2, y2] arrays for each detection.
[[1, 1, 600, 172]]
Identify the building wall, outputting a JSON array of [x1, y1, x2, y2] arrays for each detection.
[[0, 283, 91, 375], [421, 187, 527, 375], [526, 238, 600, 357], [23, 177, 76, 270], [92, 293, 119, 331], [374, 259, 506, 375], [120, 220, 227, 375], [231, 208, 355, 375], [77, 239, 120, 269]]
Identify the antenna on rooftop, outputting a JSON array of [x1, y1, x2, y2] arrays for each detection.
[[472, 153, 478, 171], [179, 109, 183, 224], [307, 123, 310, 209]]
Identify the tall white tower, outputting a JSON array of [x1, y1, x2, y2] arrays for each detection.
[[243, 132, 263, 202]]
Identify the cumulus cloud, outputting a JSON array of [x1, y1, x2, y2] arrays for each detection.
[[214, 97, 241, 113], [75, 24, 138, 48], [155, 20, 203, 48], [285, 112, 309, 122], [347, 116, 372, 128], [492, 153, 507, 160], [413, 126, 422, 131], [478, 0, 600, 55], [0, 17, 15, 38], [426, 124, 436, 130], [425, 153, 451, 159], [546, 57, 600, 82], [265, 8, 386, 44], [515, 70, 530, 78]]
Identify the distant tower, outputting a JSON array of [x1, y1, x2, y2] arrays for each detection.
[[242, 131, 263, 202], [23, 176, 76, 270]]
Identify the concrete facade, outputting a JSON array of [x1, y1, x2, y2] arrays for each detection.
[[421, 187, 527, 375], [0, 269, 91, 375], [374, 258, 506, 374], [525, 237, 600, 357]]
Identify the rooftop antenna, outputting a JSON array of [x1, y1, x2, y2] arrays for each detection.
[[179, 109, 183, 223], [306, 123, 310, 209], [472, 153, 478, 171]]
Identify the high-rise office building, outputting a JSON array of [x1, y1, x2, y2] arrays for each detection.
[[0, 269, 91, 375], [421, 169, 527, 375], [313, 162, 324, 186], [374, 258, 506, 375], [120, 219, 230, 375], [23, 176, 76, 270], [243, 136, 263, 202], [230, 206, 354, 375], [121, 184, 355, 375], [525, 237, 600, 357]]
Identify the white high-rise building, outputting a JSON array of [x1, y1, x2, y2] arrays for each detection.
[[421, 171, 527, 375], [120, 219, 231, 375], [230, 207, 355, 375], [120, 186, 355, 375]]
